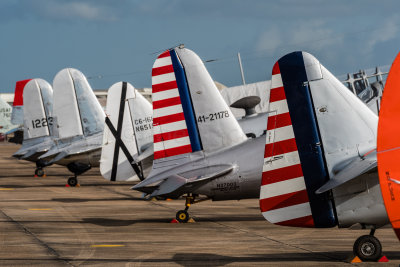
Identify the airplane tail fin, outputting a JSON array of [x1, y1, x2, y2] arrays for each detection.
[[260, 51, 377, 228], [100, 82, 153, 182], [151, 46, 246, 163], [22, 79, 53, 140], [377, 52, 400, 240], [11, 79, 31, 125], [0, 98, 17, 134], [52, 68, 104, 139]]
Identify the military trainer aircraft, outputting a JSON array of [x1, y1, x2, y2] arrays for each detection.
[[130, 45, 268, 222], [13, 78, 54, 177], [38, 68, 105, 186], [259, 51, 399, 262]]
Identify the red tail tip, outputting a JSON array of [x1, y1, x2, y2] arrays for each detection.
[[272, 62, 281, 75]]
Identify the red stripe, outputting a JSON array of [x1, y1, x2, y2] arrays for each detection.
[[153, 113, 185, 125], [260, 189, 310, 212], [153, 96, 181, 109], [272, 62, 280, 75], [267, 112, 292, 130], [261, 164, 303, 186], [158, 50, 170, 59], [276, 215, 315, 228], [153, 81, 178, 93], [154, 129, 189, 143], [152, 65, 174, 77], [13, 79, 32, 106], [264, 138, 298, 158], [269, 87, 286, 102], [154, 144, 192, 159]]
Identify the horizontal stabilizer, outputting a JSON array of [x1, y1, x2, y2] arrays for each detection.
[[316, 152, 377, 194], [133, 164, 234, 197], [20, 149, 37, 159], [47, 151, 68, 164]]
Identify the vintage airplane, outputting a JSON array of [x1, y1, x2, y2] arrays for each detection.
[[38, 68, 105, 186], [0, 97, 18, 136], [13, 78, 54, 177], [129, 45, 268, 222], [100, 81, 153, 182], [259, 51, 399, 262]]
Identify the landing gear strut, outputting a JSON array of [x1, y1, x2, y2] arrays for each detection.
[[66, 162, 91, 187], [35, 168, 45, 177], [353, 228, 382, 262], [176, 194, 194, 223], [35, 160, 46, 177]]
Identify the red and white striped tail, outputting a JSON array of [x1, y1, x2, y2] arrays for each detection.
[[260, 62, 315, 227], [151, 50, 192, 160]]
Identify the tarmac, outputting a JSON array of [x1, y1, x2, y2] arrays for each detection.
[[0, 143, 399, 266]]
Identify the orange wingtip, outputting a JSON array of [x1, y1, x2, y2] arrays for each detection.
[[377, 51, 400, 242]]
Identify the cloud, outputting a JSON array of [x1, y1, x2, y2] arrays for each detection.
[[364, 15, 399, 54], [39, 0, 117, 22], [255, 20, 344, 57]]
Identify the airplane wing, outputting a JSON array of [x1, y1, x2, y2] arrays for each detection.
[[132, 164, 234, 198], [315, 152, 377, 194]]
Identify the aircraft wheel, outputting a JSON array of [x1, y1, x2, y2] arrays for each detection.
[[353, 235, 382, 262], [67, 177, 78, 187], [35, 168, 45, 177], [176, 210, 189, 223]]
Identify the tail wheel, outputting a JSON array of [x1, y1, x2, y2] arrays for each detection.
[[176, 210, 189, 223], [353, 235, 382, 262], [67, 177, 78, 187], [35, 168, 45, 177]]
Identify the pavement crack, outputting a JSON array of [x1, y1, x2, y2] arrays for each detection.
[[203, 218, 353, 265], [0, 208, 75, 267]]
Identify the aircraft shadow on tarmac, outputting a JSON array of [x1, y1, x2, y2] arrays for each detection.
[[80, 215, 265, 227], [171, 251, 400, 266], [1, 251, 399, 265]]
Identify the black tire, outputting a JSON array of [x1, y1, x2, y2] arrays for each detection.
[[176, 210, 189, 223], [353, 235, 382, 262], [67, 177, 78, 187], [35, 168, 45, 177]]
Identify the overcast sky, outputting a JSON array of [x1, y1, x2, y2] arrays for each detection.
[[1, 0, 399, 92]]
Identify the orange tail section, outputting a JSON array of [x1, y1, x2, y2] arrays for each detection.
[[377, 52, 400, 240]]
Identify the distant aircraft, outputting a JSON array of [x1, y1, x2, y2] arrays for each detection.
[[259, 51, 398, 262], [13, 79, 54, 177], [130, 46, 268, 222], [100, 81, 153, 182], [0, 97, 18, 137], [38, 68, 105, 186]]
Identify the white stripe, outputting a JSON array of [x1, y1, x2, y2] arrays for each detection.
[[153, 57, 172, 68], [271, 74, 283, 89], [261, 202, 312, 224], [153, 88, 179, 102], [152, 72, 176, 85], [260, 176, 306, 199], [154, 136, 190, 151], [153, 104, 183, 118], [263, 151, 300, 172], [265, 125, 295, 144], [153, 120, 187, 134], [268, 100, 289, 115]]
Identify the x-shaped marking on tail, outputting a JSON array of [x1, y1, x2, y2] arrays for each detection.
[[105, 82, 144, 182]]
